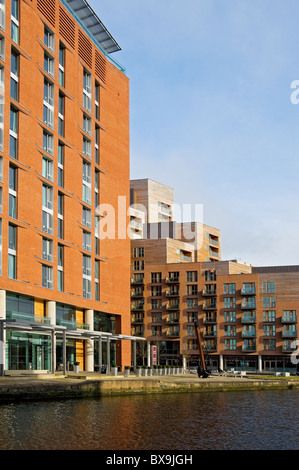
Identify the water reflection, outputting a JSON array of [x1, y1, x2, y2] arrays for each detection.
[[0, 390, 298, 450]]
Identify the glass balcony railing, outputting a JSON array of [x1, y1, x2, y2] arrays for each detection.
[[7, 311, 51, 324], [56, 319, 90, 330]]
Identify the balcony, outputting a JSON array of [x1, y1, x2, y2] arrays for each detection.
[[203, 315, 217, 323], [241, 315, 256, 323], [282, 330, 297, 338], [131, 277, 144, 285], [282, 315, 297, 324], [242, 330, 256, 338], [165, 276, 180, 284], [202, 288, 217, 296], [166, 302, 180, 310], [132, 329, 145, 337], [166, 315, 180, 323], [166, 329, 180, 338], [131, 291, 144, 298], [241, 301, 256, 309], [203, 343, 217, 352], [166, 289, 180, 297], [203, 331, 217, 338], [131, 304, 144, 311], [209, 250, 219, 259], [242, 343, 256, 352], [203, 302, 217, 310], [241, 288, 256, 295], [208, 237, 219, 247], [131, 316, 144, 324]]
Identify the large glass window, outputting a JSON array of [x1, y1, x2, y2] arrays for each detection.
[[57, 244, 63, 292], [11, 0, 19, 44], [83, 254, 91, 299], [83, 69, 91, 112], [8, 223, 16, 279], [44, 25, 54, 52], [9, 107, 18, 159], [82, 160, 91, 204], [9, 164, 17, 218], [42, 264, 53, 289], [11, 49, 18, 101], [43, 80, 54, 128]]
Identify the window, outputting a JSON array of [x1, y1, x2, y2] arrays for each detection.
[[95, 82, 99, 120], [95, 260, 99, 301], [95, 215, 99, 255], [8, 223, 16, 279], [205, 269, 216, 282], [151, 285, 161, 297], [224, 283, 235, 295], [42, 156, 53, 181], [42, 183, 53, 234], [263, 339, 276, 351], [83, 136, 91, 158], [186, 298, 198, 309], [0, 187, 2, 213], [57, 244, 63, 292], [0, 0, 5, 31], [224, 339, 236, 351], [9, 164, 17, 218], [43, 80, 54, 128], [224, 311, 236, 322], [9, 107, 18, 159], [133, 247, 144, 258], [151, 299, 162, 310], [0, 35, 5, 60], [58, 192, 63, 239], [83, 254, 91, 299], [83, 230, 91, 252], [151, 272, 161, 283], [44, 52, 54, 77], [10, 49, 18, 101], [42, 237, 53, 262], [58, 93, 64, 136], [186, 271, 197, 282], [83, 69, 91, 112], [94, 170, 99, 208], [263, 324, 276, 337], [263, 310, 276, 322], [59, 44, 65, 87], [58, 143, 64, 187], [43, 130, 53, 155], [11, 0, 19, 44], [262, 282, 275, 294], [224, 297, 235, 308], [83, 114, 91, 135], [224, 325, 236, 336], [95, 126, 99, 164], [133, 260, 144, 271], [82, 205, 91, 228], [42, 264, 53, 289], [263, 296, 276, 308], [44, 26, 54, 51], [82, 160, 91, 204], [187, 284, 198, 295]]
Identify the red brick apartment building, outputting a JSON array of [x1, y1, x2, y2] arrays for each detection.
[[130, 180, 299, 373], [0, 0, 132, 373]]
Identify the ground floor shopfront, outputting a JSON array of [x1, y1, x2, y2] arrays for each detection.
[[0, 291, 141, 375]]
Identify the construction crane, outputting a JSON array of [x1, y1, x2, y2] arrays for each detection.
[[194, 320, 210, 378]]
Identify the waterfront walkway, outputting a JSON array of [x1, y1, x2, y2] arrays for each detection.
[[0, 371, 298, 401]]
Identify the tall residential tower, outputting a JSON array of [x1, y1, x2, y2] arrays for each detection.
[[0, 0, 132, 373]]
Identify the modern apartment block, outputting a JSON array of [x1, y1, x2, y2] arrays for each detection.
[[0, 0, 132, 373], [130, 180, 299, 373]]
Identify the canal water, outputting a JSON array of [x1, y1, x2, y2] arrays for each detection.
[[0, 390, 298, 450]]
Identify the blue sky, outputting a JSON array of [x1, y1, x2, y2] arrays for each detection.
[[88, 0, 299, 267]]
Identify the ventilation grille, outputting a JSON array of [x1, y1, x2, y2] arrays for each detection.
[[95, 50, 106, 84], [37, 0, 56, 27], [78, 30, 93, 69], [59, 7, 75, 49]]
